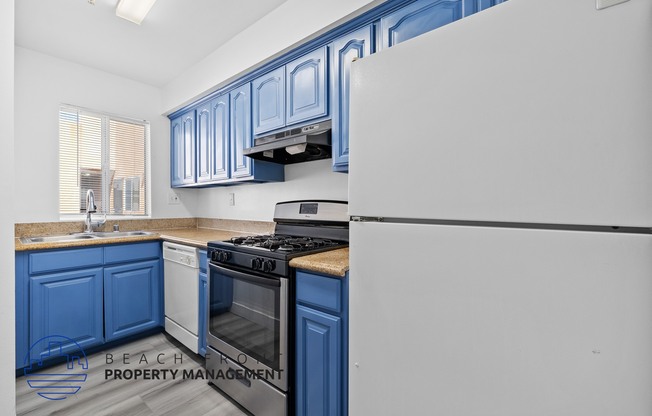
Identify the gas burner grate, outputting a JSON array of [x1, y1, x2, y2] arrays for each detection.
[[230, 234, 341, 254]]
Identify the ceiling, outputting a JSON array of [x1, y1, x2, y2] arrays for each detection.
[[15, 0, 288, 87]]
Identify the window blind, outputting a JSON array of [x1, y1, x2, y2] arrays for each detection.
[[59, 106, 148, 216]]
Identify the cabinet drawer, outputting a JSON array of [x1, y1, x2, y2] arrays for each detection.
[[29, 247, 103, 274], [104, 242, 160, 265], [296, 270, 342, 314]]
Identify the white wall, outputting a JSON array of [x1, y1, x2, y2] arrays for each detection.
[[195, 159, 348, 221], [14, 47, 198, 223], [15, 0, 383, 224], [161, 0, 384, 221], [1, 1, 15, 414], [162, 0, 383, 113]]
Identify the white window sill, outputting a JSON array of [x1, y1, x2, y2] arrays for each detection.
[[59, 215, 152, 222]]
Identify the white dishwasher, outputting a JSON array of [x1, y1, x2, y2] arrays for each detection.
[[163, 242, 199, 354]]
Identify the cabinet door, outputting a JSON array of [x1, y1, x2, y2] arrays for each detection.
[[211, 94, 230, 181], [296, 305, 342, 416], [380, 0, 462, 50], [104, 260, 162, 342], [170, 110, 196, 186], [464, 0, 506, 16], [286, 47, 328, 125], [230, 83, 253, 179], [29, 268, 104, 363], [331, 26, 372, 173], [170, 116, 184, 186], [198, 271, 207, 357], [253, 67, 286, 135], [196, 103, 212, 183]]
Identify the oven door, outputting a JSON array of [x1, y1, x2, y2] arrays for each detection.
[[207, 262, 288, 391]]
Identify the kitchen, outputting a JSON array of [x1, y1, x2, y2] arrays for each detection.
[[3, 0, 652, 415]]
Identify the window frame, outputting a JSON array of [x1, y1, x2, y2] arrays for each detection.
[[58, 104, 152, 220]]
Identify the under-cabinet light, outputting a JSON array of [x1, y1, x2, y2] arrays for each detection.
[[116, 0, 158, 25]]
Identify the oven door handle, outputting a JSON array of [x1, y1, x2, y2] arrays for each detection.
[[209, 262, 281, 288]]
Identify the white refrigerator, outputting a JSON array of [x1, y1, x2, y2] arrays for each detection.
[[348, 1, 652, 415]]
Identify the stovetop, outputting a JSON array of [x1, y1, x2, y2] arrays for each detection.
[[208, 201, 349, 275], [209, 233, 347, 259], [229, 234, 345, 254]]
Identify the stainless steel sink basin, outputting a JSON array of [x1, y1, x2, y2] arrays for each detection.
[[20, 234, 100, 244], [19, 230, 157, 244], [92, 231, 157, 238]]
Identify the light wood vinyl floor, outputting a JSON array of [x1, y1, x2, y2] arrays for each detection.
[[16, 333, 249, 416]]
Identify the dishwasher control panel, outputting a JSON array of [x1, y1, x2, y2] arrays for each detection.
[[163, 242, 199, 268]]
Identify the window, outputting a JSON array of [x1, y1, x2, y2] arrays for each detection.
[[59, 105, 149, 217]]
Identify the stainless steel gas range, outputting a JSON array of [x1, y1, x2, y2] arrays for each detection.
[[206, 200, 349, 416]]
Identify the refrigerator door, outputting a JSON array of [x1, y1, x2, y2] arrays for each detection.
[[349, 221, 652, 416], [348, 0, 652, 227]]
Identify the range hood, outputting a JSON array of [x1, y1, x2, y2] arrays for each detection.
[[243, 120, 331, 164]]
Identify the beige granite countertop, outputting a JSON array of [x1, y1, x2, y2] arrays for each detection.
[[14, 228, 247, 252], [155, 228, 248, 249], [14, 219, 349, 276], [14, 233, 162, 251], [289, 247, 349, 277]]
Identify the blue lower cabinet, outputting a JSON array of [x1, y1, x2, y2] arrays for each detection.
[[198, 272, 208, 357], [28, 268, 104, 364], [16, 242, 164, 370], [296, 270, 349, 416], [104, 259, 162, 342], [296, 305, 342, 416], [198, 250, 208, 357]]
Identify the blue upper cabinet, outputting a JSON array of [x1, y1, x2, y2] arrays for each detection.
[[253, 67, 286, 136], [331, 26, 373, 173], [230, 83, 253, 179], [168, 0, 507, 180], [210, 94, 230, 181], [196, 103, 212, 183], [464, 0, 506, 16], [169, 84, 283, 187], [380, 0, 463, 50], [170, 116, 183, 186], [170, 109, 196, 187], [286, 47, 328, 125]]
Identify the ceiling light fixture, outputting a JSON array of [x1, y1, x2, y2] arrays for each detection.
[[116, 0, 158, 25]]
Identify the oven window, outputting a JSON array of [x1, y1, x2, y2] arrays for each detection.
[[209, 269, 281, 370]]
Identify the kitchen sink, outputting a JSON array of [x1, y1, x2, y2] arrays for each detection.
[[92, 231, 157, 238], [19, 230, 157, 244], [20, 234, 100, 244]]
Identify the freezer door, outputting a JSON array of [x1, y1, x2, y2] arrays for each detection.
[[349, 222, 652, 416], [348, 0, 652, 227]]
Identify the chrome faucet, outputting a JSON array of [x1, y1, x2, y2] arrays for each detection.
[[84, 190, 105, 233]]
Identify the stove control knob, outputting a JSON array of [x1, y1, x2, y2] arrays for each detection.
[[217, 251, 230, 262], [211, 251, 219, 262], [251, 257, 263, 270], [263, 260, 276, 273]]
